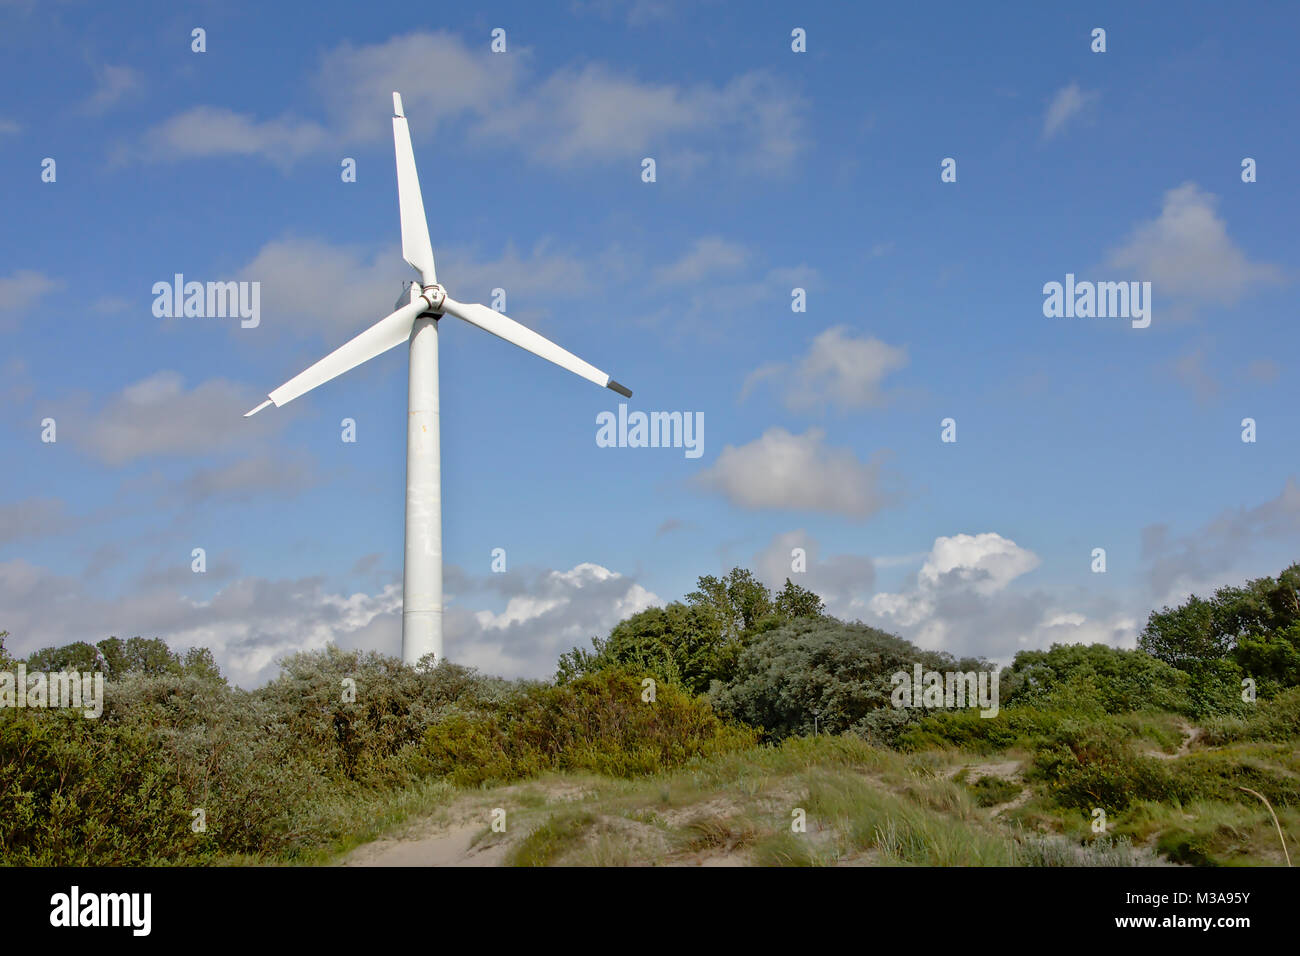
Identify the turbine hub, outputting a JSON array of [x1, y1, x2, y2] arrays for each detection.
[[417, 283, 446, 315]]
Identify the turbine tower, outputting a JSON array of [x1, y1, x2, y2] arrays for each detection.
[[246, 92, 632, 665]]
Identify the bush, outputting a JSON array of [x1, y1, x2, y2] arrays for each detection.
[[1000, 643, 1197, 715], [1027, 720, 1186, 810], [1201, 686, 1300, 745], [713, 618, 988, 741], [422, 667, 758, 787]]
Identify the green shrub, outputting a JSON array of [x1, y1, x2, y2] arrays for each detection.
[[1201, 687, 1300, 744], [713, 618, 988, 741], [1000, 643, 1196, 715], [423, 667, 757, 787], [1027, 720, 1187, 810], [967, 775, 1021, 807]]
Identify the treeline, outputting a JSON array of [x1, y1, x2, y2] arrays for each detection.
[[0, 561, 1296, 865]]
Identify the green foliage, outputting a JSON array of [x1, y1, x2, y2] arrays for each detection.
[[1201, 686, 1300, 744], [1140, 562, 1300, 689], [557, 567, 827, 692], [558, 602, 731, 694], [0, 706, 196, 864], [687, 568, 774, 643], [966, 775, 1021, 807], [23, 635, 229, 683], [0, 645, 521, 863], [1002, 643, 1193, 714], [712, 617, 988, 741], [423, 667, 758, 787], [898, 707, 1068, 753], [999, 642, 1245, 719]]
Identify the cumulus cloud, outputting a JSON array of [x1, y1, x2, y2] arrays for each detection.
[[0, 557, 658, 687], [0, 558, 399, 687], [457, 562, 659, 676], [916, 533, 1042, 596], [1107, 182, 1283, 306], [1140, 476, 1300, 601], [240, 236, 608, 341], [1043, 82, 1097, 139], [653, 237, 748, 286], [478, 64, 805, 172], [0, 269, 62, 328], [131, 106, 329, 167], [54, 371, 291, 466], [0, 497, 71, 545], [753, 529, 876, 614], [742, 326, 907, 411], [696, 427, 898, 519], [131, 31, 806, 173], [80, 64, 142, 114], [860, 532, 1135, 662]]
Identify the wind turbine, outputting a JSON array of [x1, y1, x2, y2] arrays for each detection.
[[245, 92, 632, 666]]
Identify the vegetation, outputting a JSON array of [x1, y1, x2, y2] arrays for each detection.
[[1, 562, 1296, 866]]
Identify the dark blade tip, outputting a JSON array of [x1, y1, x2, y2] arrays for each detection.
[[607, 379, 633, 398]]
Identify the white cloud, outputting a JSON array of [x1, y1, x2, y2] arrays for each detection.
[[462, 562, 659, 676], [0, 118, 19, 135], [0, 558, 657, 686], [132, 32, 805, 173], [57, 371, 292, 465], [316, 31, 520, 143], [0, 497, 70, 545], [1141, 476, 1300, 601], [238, 236, 605, 340], [1043, 82, 1097, 139], [81, 64, 142, 114], [697, 427, 897, 519], [0, 269, 61, 328], [864, 532, 1135, 661], [1107, 182, 1283, 306], [133, 106, 328, 166], [753, 529, 876, 614], [654, 237, 748, 285], [916, 532, 1041, 596], [742, 326, 907, 411], [478, 64, 805, 172]]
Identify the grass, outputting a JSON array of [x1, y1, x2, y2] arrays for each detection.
[[333, 735, 1185, 866]]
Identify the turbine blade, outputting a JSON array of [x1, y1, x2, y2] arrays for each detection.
[[392, 92, 436, 285], [247, 301, 423, 414], [440, 297, 631, 396]]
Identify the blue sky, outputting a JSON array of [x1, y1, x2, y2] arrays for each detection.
[[1, 0, 1296, 685]]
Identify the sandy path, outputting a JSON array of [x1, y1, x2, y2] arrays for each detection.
[[343, 824, 509, 867]]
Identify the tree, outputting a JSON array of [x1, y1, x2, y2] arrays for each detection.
[[26, 641, 103, 673], [1140, 562, 1300, 688], [712, 617, 985, 740], [687, 568, 773, 644], [557, 602, 731, 694], [773, 578, 826, 620]]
